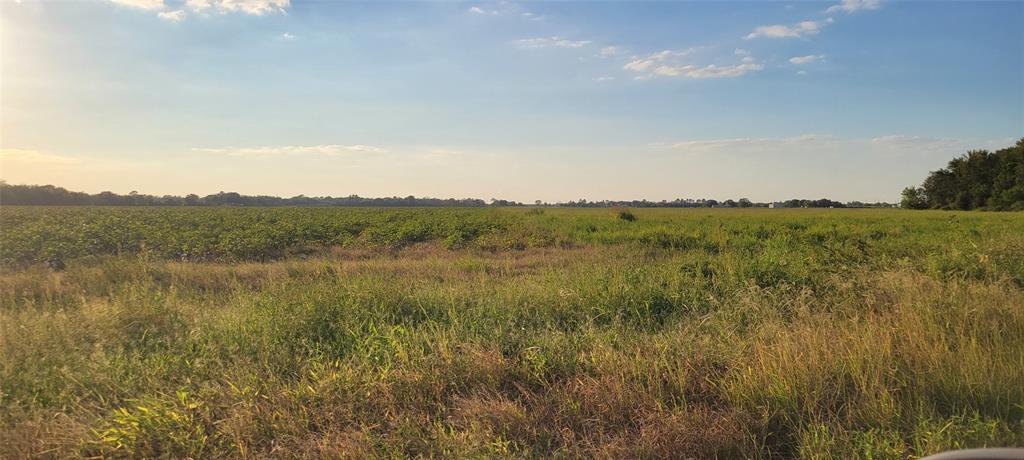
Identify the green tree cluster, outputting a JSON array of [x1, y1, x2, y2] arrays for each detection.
[[902, 138, 1024, 211]]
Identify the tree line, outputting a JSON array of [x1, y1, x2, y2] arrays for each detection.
[[901, 138, 1024, 211], [0, 185, 492, 207], [0, 182, 893, 208]]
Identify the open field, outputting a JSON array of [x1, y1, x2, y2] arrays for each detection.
[[1, 207, 1022, 458]]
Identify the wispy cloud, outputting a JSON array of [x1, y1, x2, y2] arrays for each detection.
[[871, 134, 931, 144], [789, 54, 825, 64], [192, 144, 387, 157], [869, 134, 960, 151], [109, 0, 289, 20], [624, 48, 761, 80], [415, 148, 472, 163], [0, 149, 82, 165], [157, 9, 185, 21], [623, 49, 695, 72], [826, 0, 881, 14], [468, 4, 541, 20], [652, 63, 764, 79], [197, 0, 289, 15], [744, 19, 829, 39], [184, 0, 212, 12], [657, 134, 986, 157], [593, 76, 615, 82], [514, 37, 592, 49], [109, 0, 165, 11], [661, 135, 831, 152], [870, 134, 1007, 156], [281, 32, 296, 40]]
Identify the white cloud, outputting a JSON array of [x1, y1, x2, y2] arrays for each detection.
[[281, 32, 295, 40], [796, 70, 808, 76], [652, 63, 764, 79], [192, 144, 387, 157], [110, 0, 288, 19], [185, 0, 212, 12], [593, 76, 615, 82], [623, 49, 695, 72], [157, 9, 186, 21], [184, 0, 289, 15], [826, 0, 881, 14], [625, 48, 761, 80], [789, 54, 825, 64], [734, 48, 751, 56], [599, 46, 622, 57], [468, 4, 539, 19], [213, 0, 289, 15], [0, 149, 82, 165], [624, 60, 655, 72], [514, 37, 592, 49], [744, 20, 824, 39], [109, 0, 165, 11]]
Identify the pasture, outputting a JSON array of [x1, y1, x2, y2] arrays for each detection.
[[1, 207, 1022, 458]]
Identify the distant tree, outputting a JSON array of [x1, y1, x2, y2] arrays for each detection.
[[900, 187, 929, 209]]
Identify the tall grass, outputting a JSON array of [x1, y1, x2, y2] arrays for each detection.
[[1, 208, 1022, 458]]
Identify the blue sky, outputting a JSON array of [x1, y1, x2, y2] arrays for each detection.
[[1, 0, 1021, 202]]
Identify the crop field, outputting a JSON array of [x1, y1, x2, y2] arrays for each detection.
[[1, 207, 1022, 458]]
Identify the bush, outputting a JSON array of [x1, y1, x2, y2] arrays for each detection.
[[616, 209, 637, 222]]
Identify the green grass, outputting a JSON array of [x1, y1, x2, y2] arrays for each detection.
[[1, 207, 1022, 458]]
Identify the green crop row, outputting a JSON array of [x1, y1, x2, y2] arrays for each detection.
[[2, 207, 1022, 286]]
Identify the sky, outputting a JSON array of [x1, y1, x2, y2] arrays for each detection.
[[1, 0, 1021, 203]]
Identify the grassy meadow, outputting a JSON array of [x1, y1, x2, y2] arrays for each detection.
[[1, 207, 1022, 458]]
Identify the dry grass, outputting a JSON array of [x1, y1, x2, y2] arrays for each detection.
[[1, 209, 1022, 458]]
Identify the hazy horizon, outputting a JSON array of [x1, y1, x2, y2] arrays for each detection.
[[1, 0, 1021, 203]]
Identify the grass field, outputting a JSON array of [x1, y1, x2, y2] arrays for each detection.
[[1, 207, 1022, 458]]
